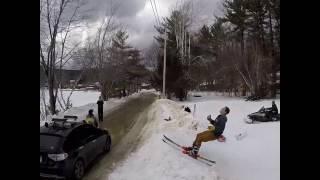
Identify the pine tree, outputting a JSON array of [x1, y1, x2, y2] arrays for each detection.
[[152, 10, 188, 100], [223, 0, 249, 54]]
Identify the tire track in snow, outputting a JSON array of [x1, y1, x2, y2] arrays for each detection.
[[83, 92, 157, 180]]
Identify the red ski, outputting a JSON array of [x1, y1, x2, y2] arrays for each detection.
[[162, 135, 216, 165]]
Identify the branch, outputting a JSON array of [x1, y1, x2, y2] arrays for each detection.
[[56, 42, 82, 67], [46, 0, 53, 39], [243, 53, 254, 89], [234, 63, 252, 92], [40, 44, 49, 75], [57, 93, 66, 112]]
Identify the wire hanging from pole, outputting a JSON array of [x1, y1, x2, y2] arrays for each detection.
[[149, 0, 160, 26], [153, 0, 161, 25]]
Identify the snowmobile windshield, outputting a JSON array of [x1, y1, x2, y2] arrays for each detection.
[[259, 106, 265, 112]]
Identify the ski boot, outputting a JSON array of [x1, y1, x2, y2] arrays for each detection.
[[182, 146, 193, 151], [183, 145, 199, 159]]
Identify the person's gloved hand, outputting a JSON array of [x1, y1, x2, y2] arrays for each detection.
[[207, 114, 216, 125]]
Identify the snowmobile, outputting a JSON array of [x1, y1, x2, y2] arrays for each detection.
[[245, 106, 280, 124]]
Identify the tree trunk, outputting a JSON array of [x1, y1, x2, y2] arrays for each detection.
[[268, 7, 277, 98], [178, 88, 184, 101], [101, 83, 107, 100], [240, 30, 245, 55], [48, 76, 56, 115]]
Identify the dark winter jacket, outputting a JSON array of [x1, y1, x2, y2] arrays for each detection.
[[85, 114, 98, 127], [97, 100, 104, 110], [210, 115, 227, 137], [271, 104, 278, 114], [266, 104, 278, 115]]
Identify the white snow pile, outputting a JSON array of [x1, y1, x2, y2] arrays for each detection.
[[108, 99, 220, 180], [40, 89, 160, 127], [40, 90, 101, 126], [40, 90, 145, 127], [40, 89, 101, 108], [108, 95, 280, 180]]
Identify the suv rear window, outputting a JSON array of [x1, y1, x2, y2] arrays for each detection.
[[40, 134, 63, 151]]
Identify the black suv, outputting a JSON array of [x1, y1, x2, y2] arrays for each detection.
[[40, 116, 111, 179]]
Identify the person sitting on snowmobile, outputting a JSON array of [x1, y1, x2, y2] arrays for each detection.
[[183, 106, 230, 158], [85, 109, 99, 128], [271, 101, 278, 115], [265, 101, 278, 119]]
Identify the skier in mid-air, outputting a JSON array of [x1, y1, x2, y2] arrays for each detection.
[[183, 106, 230, 158]]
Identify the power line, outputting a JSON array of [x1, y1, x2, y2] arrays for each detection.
[[153, 0, 161, 25], [149, 0, 160, 26]]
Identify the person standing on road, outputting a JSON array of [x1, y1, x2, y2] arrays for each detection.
[[97, 96, 104, 122]]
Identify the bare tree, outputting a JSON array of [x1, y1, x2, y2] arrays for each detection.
[[144, 41, 160, 70], [40, 0, 87, 115], [172, 1, 193, 64], [83, 0, 122, 100], [40, 88, 49, 121], [221, 43, 270, 97]]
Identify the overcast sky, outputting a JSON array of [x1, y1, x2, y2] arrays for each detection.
[[77, 0, 223, 50]]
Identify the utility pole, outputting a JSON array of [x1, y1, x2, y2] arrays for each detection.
[[188, 33, 190, 58], [162, 28, 167, 98], [188, 32, 191, 64]]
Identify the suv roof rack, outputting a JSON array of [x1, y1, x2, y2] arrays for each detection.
[[49, 118, 73, 129], [52, 118, 68, 122], [64, 115, 78, 120], [44, 116, 83, 129]]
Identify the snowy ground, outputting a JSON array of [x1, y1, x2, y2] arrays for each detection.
[[40, 89, 279, 180], [40, 89, 158, 127], [108, 93, 280, 180], [40, 89, 101, 125]]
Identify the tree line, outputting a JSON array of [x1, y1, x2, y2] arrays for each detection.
[[151, 0, 280, 100], [40, 0, 148, 115]]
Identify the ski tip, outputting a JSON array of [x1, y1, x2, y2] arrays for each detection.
[[163, 134, 170, 139]]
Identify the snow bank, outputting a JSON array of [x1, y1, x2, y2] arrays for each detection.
[[63, 98, 126, 121], [175, 96, 280, 180], [40, 90, 143, 127], [40, 90, 161, 127], [108, 99, 220, 180], [140, 88, 159, 94], [40, 89, 101, 107], [40, 90, 100, 126], [108, 94, 279, 180]]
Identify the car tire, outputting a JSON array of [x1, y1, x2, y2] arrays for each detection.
[[103, 136, 111, 153], [72, 159, 85, 180]]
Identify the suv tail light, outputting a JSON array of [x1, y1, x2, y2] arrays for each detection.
[[48, 153, 68, 161]]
